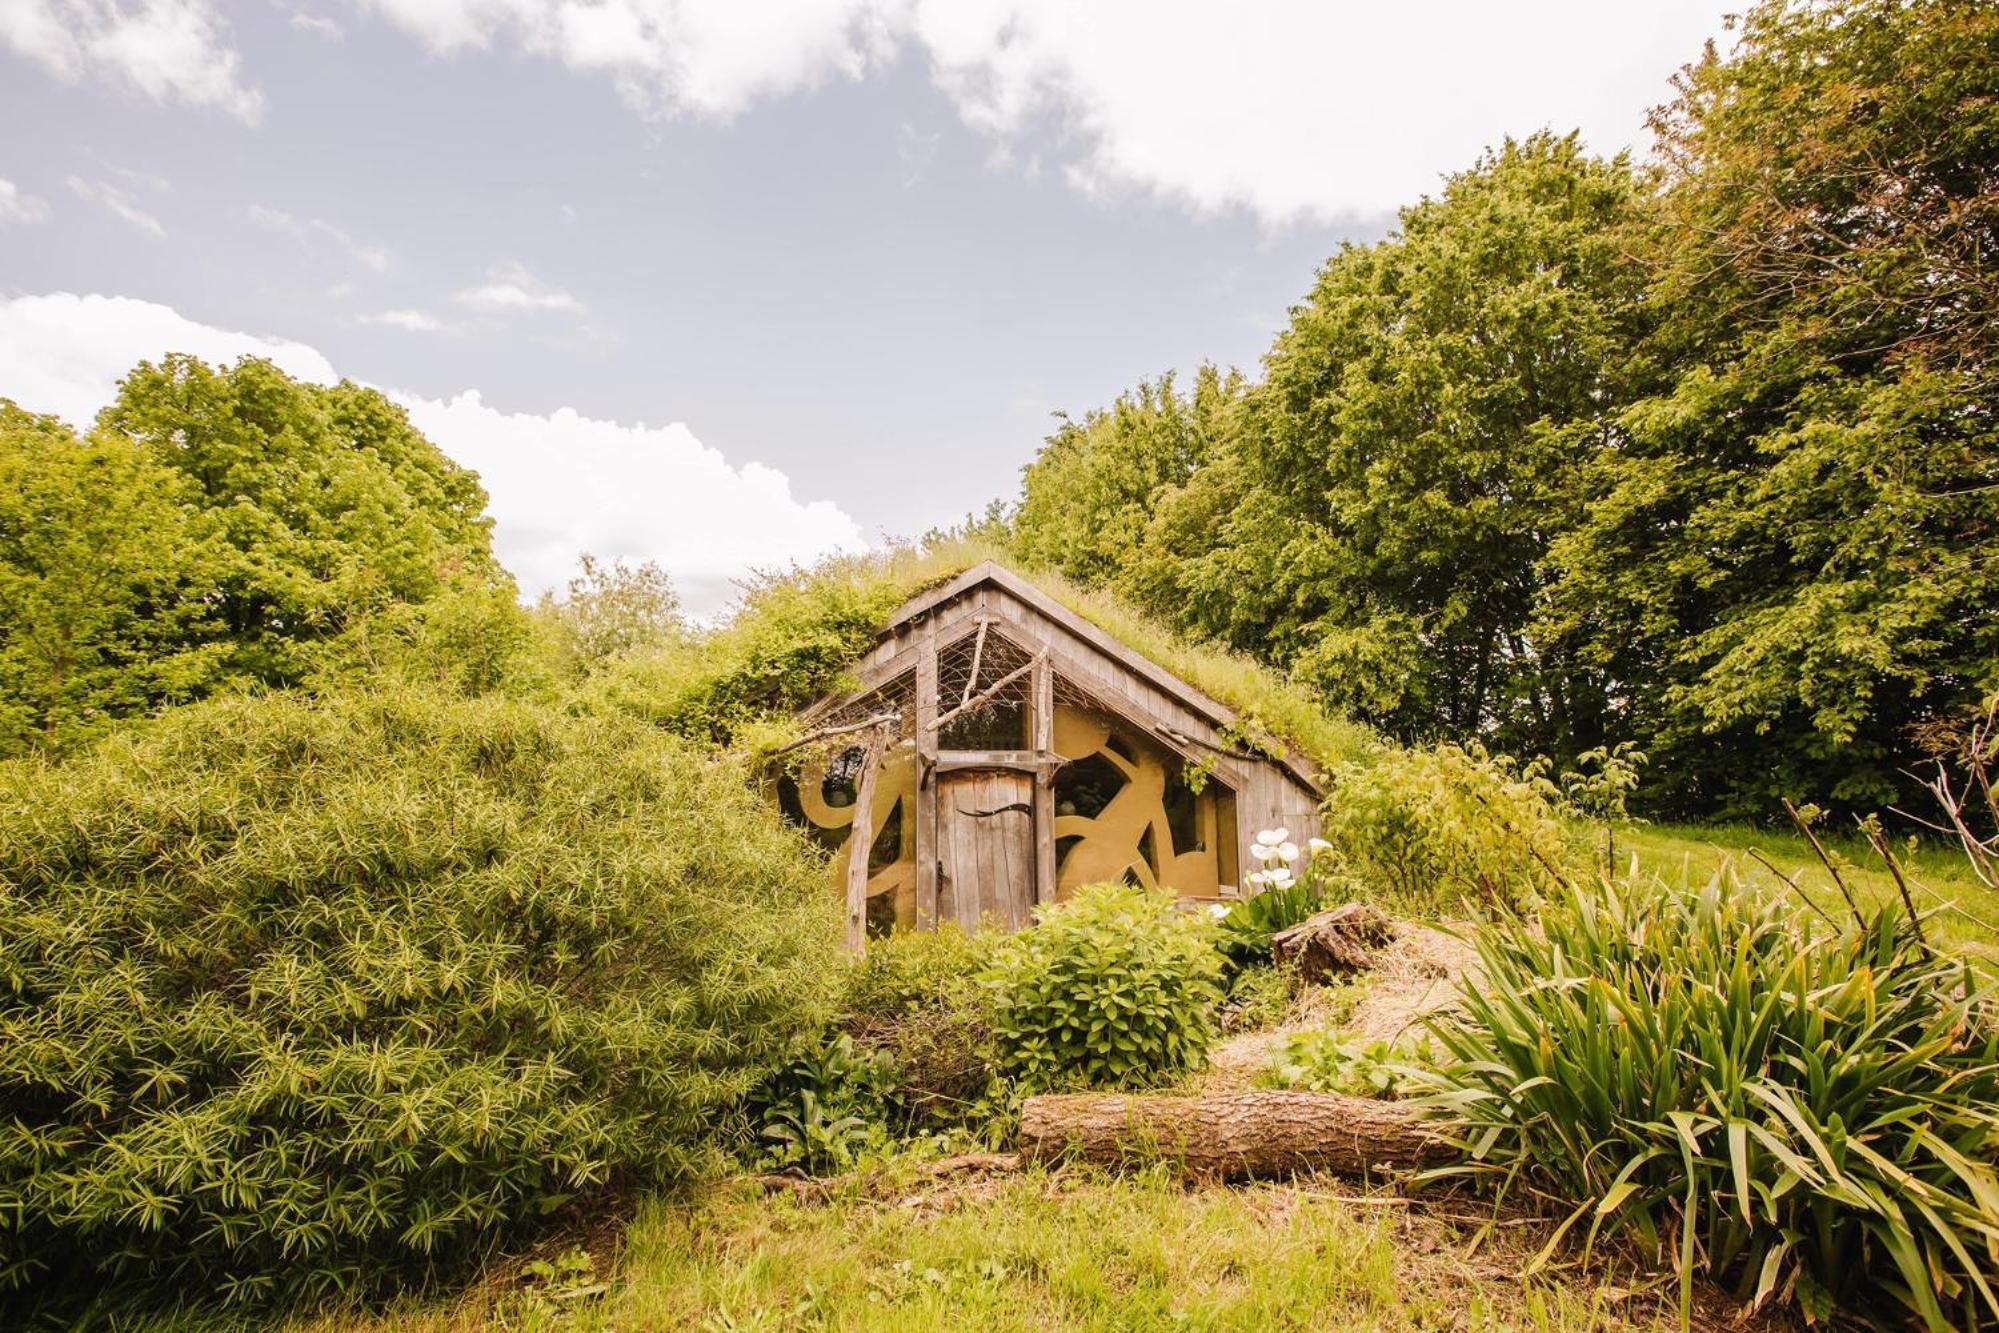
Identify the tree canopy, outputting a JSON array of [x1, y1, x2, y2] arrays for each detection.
[[1007, 0, 1999, 817], [0, 356, 500, 757]]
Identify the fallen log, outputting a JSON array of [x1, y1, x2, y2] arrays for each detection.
[[1271, 903, 1395, 983], [1018, 1090, 1451, 1179]]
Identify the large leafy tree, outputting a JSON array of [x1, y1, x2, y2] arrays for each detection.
[[1012, 367, 1244, 591], [1236, 132, 1650, 757], [1543, 0, 1999, 812], [0, 405, 226, 755], [0, 356, 502, 756]]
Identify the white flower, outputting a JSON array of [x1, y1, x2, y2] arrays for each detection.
[[1308, 837, 1333, 856], [1254, 828, 1280, 845], [1268, 867, 1295, 887], [1249, 843, 1277, 863], [1268, 827, 1291, 844], [1276, 841, 1300, 864], [1207, 903, 1230, 919]]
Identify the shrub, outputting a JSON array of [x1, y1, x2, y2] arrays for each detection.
[[841, 926, 999, 1129], [1320, 743, 1572, 915], [1421, 873, 1999, 1329], [981, 883, 1226, 1092], [0, 688, 839, 1312], [744, 1034, 901, 1175]]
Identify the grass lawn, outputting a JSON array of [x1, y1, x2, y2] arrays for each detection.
[[290, 1165, 1712, 1333], [1613, 819, 1999, 967]]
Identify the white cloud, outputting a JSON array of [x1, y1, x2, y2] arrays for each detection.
[[358, 307, 450, 333], [356, 0, 898, 119], [0, 177, 50, 223], [453, 260, 583, 313], [0, 0, 262, 122], [66, 173, 166, 237], [343, 0, 1729, 224], [0, 292, 868, 613], [0, 293, 336, 425], [290, 9, 340, 39], [249, 202, 390, 272]]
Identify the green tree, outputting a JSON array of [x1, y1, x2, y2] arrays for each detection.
[[535, 553, 685, 674], [0, 404, 226, 755], [1543, 0, 1999, 813], [100, 354, 499, 686], [0, 357, 506, 757], [1012, 366, 1245, 594], [1181, 133, 1651, 758]]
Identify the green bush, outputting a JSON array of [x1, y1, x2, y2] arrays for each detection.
[[1321, 743, 1572, 915], [980, 883, 1226, 1092], [0, 688, 839, 1312], [841, 926, 999, 1129], [744, 1034, 901, 1175], [1422, 873, 1999, 1329]]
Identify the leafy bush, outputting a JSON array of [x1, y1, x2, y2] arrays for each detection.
[[1422, 873, 1999, 1329], [1320, 743, 1572, 915], [841, 926, 1000, 1129], [981, 883, 1226, 1092], [0, 688, 839, 1312], [744, 1034, 902, 1175], [1218, 961, 1298, 1034], [844, 922, 993, 1021]]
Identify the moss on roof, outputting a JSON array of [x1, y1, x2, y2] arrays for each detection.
[[589, 539, 1377, 772]]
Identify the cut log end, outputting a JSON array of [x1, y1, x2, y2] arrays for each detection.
[[1271, 903, 1396, 983]]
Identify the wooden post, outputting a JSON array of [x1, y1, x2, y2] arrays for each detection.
[[845, 723, 889, 955], [914, 620, 940, 932], [1032, 652, 1056, 907]]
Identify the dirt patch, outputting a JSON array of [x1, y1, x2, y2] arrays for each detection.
[[1200, 918, 1480, 1090]]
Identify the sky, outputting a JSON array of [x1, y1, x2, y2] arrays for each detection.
[[0, 0, 1734, 614]]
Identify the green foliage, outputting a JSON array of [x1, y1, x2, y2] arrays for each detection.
[[980, 883, 1226, 1092], [1002, 0, 1999, 821], [0, 686, 838, 1311], [1218, 962, 1298, 1034], [1012, 367, 1245, 593], [1537, 0, 1999, 815], [1556, 742, 1647, 824], [1319, 743, 1572, 915], [1217, 880, 1325, 970], [1009, 133, 1649, 766], [587, 551, 922, 749], [840, 926, 1001, 1132], [1265, 1031, 1434, 1100], [1422, 873, 1999, 1330], [746, 1035, 902, 1176], [533, 554, 684, 677], [0, 402, 229, 756], [0, 356, 503, 760]]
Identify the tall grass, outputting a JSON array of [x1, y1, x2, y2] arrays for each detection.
[[1422, 872, 1999, 1329]]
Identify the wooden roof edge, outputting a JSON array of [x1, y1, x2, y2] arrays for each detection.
[[883, 560, 1326, 797]]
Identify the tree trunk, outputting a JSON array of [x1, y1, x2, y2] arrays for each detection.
[[1017, 1090, 1451, 1180]]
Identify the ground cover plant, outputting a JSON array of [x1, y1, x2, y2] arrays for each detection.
[[0, 687, 839, 1316], [1422, 871, 1999, 1329]]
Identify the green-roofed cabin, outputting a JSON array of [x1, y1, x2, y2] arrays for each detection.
[[777, 561, 1325, 949]]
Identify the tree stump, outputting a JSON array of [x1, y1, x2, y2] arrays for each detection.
[[1271, 903, 1396, 983], [1017, 1090, 1449, 1180]]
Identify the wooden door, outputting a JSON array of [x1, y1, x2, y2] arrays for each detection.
[[938, 769, 1036, 931]]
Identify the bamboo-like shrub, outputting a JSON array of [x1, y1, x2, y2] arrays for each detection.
[[0, 688, 839, 1312]]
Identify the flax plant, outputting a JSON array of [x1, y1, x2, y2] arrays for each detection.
[[1422, 872, 1999, 1329]]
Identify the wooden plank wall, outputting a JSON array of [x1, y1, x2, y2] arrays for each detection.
[[833, 577, 1323, 917]]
